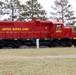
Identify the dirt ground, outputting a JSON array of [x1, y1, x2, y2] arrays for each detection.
[[0, 54, 76, 59]]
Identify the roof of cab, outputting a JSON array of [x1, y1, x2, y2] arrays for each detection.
[[51, 20, 64, 24]]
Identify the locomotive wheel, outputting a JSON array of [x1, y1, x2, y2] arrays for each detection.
[[12, 44, 20, 48], [0, 44, 3, 49], [27, 41, 32, 46], [66, 40, 72, 47], [12, 41, 21, 48], [61, 40, 66, 47], [0, 42, 4, 49], [49, 43, 53, 47], [49, 42, 53, 47], [67, 43, 72, 47], [12, 42, 16, 48], [61, 42, 66, 47], [12, 45, 15, 48], [52, 42, 57, 47]]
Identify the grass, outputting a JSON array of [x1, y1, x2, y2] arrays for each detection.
[[0, 48, 76, 56], [0, 59, 76, 75], [0, 48, 76, 75]]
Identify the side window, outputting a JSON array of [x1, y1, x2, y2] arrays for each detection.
[[56, 24, 61, 30]]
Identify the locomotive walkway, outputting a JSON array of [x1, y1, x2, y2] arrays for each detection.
[[0, 54, 76, 59]]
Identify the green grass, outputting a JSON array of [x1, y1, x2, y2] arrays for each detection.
[[0, 48, 76, 56], [0, 59, 76, 75]]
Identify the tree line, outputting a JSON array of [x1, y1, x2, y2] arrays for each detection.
[[0, 0, 76, 26]]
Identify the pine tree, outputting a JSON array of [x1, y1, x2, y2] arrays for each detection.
[[4, 0, 22, 21], [0, 1, 5, 19], [65, 10, 76, 26], [20, 0, 47, 20], [50, 0, 76, 26]]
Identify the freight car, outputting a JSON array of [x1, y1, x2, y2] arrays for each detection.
[[0, 20, 76, 48]]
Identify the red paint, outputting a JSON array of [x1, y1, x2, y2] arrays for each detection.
[[0, 20, 74, 39]]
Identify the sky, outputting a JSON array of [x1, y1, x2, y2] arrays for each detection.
[[1, 0, 76, 20], [19, 0, 76, 18]]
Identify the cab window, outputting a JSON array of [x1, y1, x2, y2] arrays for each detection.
[[56, 24, 61, 30]]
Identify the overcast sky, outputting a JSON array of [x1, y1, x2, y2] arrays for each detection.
[[19, 0, 76, 18]]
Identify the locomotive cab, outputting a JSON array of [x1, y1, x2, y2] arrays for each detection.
[[51, 20, 64, 38], [50, 20, 73, 47]]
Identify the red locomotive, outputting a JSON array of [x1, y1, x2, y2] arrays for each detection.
[[0, 20, 76, 48]]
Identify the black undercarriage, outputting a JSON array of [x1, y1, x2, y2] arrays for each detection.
[[0, 38, 76, 48]]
